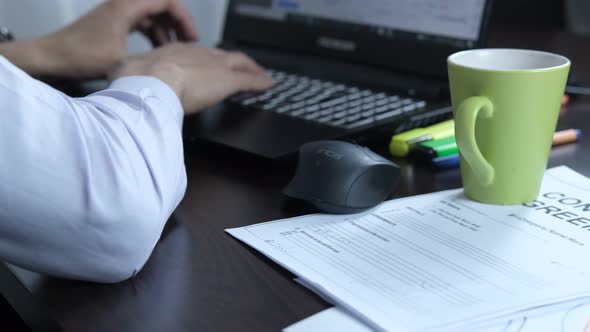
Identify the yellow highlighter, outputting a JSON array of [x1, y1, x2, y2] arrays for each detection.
[[389, 119, 455, 157]]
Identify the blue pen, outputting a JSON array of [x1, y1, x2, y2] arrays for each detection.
[[431, 154, 460, 169]]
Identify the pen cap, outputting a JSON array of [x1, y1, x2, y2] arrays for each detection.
[[389, 128, 424, 157], [389, 120, 454, 157], [421, 136, 458, 157], [412, 136, 458, 161]]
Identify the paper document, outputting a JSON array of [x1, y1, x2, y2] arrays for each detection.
[[475, 302, 590, 332], [227, 166, 590, 331], [284, 304, 590, 332], [283, 307, 372, 332], [292, 278, 590, 332]]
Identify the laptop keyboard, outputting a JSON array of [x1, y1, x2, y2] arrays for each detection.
[[229, 69, 428, 130]]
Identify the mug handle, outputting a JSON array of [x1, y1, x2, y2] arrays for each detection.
[[455, 96, 495, 186]]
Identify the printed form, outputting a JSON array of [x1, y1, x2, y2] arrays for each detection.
[[227, 166, 590, 331]]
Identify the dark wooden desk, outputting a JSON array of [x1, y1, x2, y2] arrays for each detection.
[[4, 27, 590, 332]]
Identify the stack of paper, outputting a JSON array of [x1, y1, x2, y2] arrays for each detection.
[[227, 166, 590, 331]]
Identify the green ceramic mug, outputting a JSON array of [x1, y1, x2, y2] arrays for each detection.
[[448, 49, 570, 205]]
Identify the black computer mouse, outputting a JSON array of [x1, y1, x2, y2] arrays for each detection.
[[283, 140, 401, 214]]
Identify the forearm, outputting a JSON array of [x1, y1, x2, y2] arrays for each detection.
[[0, 38, 58, 77]]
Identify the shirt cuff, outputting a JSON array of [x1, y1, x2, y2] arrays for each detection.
[[108, 76, 184, 127]]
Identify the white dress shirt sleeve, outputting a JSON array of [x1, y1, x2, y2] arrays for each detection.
[[0, 56, 187, 283]]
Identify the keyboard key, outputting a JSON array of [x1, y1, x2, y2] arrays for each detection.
[[242, 97, 259, 106], [346, 93, 362, 101], [387, 95, 400, 102], [361, 103, 375, 111], [304, 112, 321, 120], [290, 109, 305, 117], [333, 111, 347, 119], [346, 114, 362, 123], [349, 100, 363, 107], [277, 91, 299, 100], [320, 97, 347, 108], [330, 118, 348, 127], [261, 103, 278, 111], [388, 101, 402, 109], [375, 99, 388, 107], [334, 104, 348, 112], [260, 96, 276, 103], [374, 105, 390, 114], [276, 105, 292, 113], [415, 100, 427, 108], [402, 104, 417, 113], [320, 108, 336, 116], [290, 101, 306, 110], [305, 105, 320, 113], [290, 93, 311, 102], [375, 109, 403, 121], [269, 96, 287, 105], [361, 110, 374, 118], [346, 106, 362, 114], [346, 117, 374, 129]]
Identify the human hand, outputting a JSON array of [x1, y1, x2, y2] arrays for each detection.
[[110, 43, 274, 114], [34, 0, 198, 79]]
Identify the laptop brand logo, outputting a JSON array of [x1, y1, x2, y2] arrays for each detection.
[[316, 148, 344, 160], [317, 37, 356, 52]]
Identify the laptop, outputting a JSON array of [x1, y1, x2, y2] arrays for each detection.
[[185, 0, 494, 160]]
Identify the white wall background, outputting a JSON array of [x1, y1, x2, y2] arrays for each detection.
[[0, 0, 229, 52]]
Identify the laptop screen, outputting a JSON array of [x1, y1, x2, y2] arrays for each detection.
[[231, 0, 488, 49], [224, 0, 493, 78]]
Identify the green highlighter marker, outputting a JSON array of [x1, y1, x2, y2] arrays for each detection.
[[411, 135, 458, 161], [389, 119, 455, 157]]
